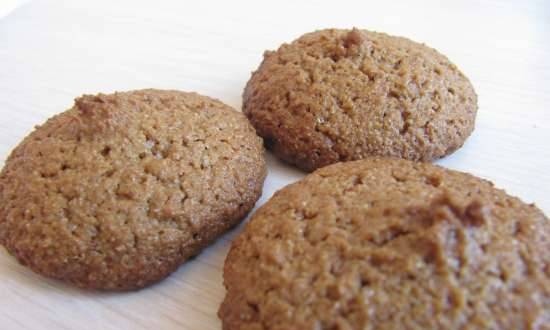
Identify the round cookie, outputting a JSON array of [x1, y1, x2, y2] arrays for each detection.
[[244, 28, 478, 171], [0, 89, 266, 290], [219, 158, 549, 329]]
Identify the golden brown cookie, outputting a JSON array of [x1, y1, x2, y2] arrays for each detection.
[[0, 89, 266, 290], [244, 28, 478, 171], [219, 158, 549, 329]]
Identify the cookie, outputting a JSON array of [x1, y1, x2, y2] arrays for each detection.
[[244, 28, 478, 171], [219, 158, 549, 329], [0, 89, 266, 290]]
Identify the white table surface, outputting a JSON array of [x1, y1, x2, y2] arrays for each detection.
[[0, 0, 549, 329]]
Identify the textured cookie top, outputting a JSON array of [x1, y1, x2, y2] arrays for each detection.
[[0, 89, 266, 290], [244, 28, 478, 171], [220, 158, 549, 329]]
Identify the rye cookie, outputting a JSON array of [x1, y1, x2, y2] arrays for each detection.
[[220, 158, 549, 329], [0, 89, 266, 290], [244, 28, 478, 171]]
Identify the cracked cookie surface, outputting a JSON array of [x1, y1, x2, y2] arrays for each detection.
[[219, 158, 549, 330], [244, 28, 478, 171], [0, 89, 266, 290]]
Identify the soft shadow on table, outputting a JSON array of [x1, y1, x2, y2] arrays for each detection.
[[0, 225, 241, 299], [0, 244, 227, 328], [0, 247, 152, 298], [0, 244, 225, 297], [218, 151, 305, 242]]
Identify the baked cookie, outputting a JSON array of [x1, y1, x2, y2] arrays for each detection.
[[244, 28, 478, 171], [0, 89, 266, 290], [219, 158, 549, 329]]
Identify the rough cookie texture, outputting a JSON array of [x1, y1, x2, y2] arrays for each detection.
[[220, 158, 549, 329], [244, 28, 478, 171], [0, 89, 266, 290]]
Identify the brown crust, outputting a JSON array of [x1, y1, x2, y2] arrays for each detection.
[[243, 28, 478, 171], [219, 158, 549, 329], [0, 89, 267, 290]]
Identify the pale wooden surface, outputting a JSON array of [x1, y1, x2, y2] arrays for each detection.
[[0, 0, 549, 329]]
